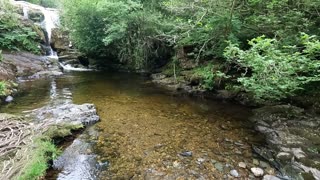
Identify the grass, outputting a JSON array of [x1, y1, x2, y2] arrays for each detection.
[[0, 82, 7, 96], [18, 139, 59, 180], [17, 123, 83, 180]]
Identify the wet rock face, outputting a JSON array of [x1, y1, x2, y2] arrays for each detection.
[[34, 103, 100, 126], [251, 105, 320, 179], [0, 52, 63, 82], [51, 28, 70, 51]]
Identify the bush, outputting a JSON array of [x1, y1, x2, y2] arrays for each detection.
[[194, 63, 229, 90], [224, 35, 320, 102], [60, 0, 171, 70], [0, 81, 7, 96], [0, 0, 40, 53]]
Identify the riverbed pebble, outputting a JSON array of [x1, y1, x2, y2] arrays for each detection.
[[238, 162, 246, 169], [251, 167, 264, 177], [180, 151, 192, 157], [214, 162, 224, 172], [262, 175, 281, 180], [259, 161, 270, 169], [5, 96, 13, 103], [230, 169, 240, 177]]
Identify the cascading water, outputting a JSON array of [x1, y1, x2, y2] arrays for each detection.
[[41, 8, 59, 58], [12, 1, 94, 71], [22, 6, 29, 20]]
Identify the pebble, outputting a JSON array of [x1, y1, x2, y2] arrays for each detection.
[[173, 161, 181, 168], [5, 96, 13, 103], [197, 158, 206, 164], [180, 151, 192, 157], [230, 169, 240, 177], [262, 175, 281, 180], [259, 161, 270, 169], [292, 148, 306, 159], [253, 159, 259, 166], [238, 162, 246, 169], [234, 142, 244, 146], [214, 162, 224, 172], [251, 167, 264, 177]]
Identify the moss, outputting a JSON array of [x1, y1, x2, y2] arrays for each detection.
[[44, 123, 84, 139], [18, 139, 60, 180]]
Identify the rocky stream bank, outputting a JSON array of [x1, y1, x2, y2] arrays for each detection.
[[151, 72, 320, 180]]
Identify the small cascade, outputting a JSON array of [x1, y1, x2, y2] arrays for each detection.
[[41, 8, 59, 45], [41, 8, 59, 58], [12, 1, 59, 58], [12, 1, 94, 72], [22, 6, 29, 20], [59, 63, 94, 72]]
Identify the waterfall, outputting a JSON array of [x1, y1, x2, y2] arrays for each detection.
[[58, 63, 94, 72], [12, 1, 59, 58], [12, 1, 94, 72], [41, 8, 59, 44], [23, 6, 29, 20]]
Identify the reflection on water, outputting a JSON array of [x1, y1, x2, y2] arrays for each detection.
[[1, 72, 264, 179]]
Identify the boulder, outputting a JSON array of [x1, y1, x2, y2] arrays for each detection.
[[51, 28, 70, 51], [33, 103, 100, 126], [2, 52, 45, 78], [251, 167, 264, 177]]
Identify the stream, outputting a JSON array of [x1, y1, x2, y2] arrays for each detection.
[[1, 71, 266, 179]]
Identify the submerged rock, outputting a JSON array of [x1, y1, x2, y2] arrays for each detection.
[[214, 163, 224, 172], [230, 169, 240, 177], [238, 162, 246, 169], [179, 151, 192, 157], [263, 175, 281, 180], [53, 138, 99, 180], [5, 96, 13, 103], [251, 167, 264, 177]]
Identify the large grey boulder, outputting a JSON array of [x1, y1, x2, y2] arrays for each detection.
[[33, 103, 100, 126]]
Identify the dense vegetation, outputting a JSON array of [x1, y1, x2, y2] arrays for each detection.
[[0, 0, 40, 53], [59, 0, 320, 103], [1, 0, 318, 103]]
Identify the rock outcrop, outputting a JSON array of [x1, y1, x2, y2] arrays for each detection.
[[0, 52, 62, 81]]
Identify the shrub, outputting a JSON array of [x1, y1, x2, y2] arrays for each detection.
[[194, 63, 229, 90], [224, 35, 320, 102], [0, 0, 40, 53]]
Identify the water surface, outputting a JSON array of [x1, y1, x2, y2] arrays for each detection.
[[1, 72, 264, 179]]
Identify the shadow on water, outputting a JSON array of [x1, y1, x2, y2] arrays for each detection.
[[2, 71, 265, 179]]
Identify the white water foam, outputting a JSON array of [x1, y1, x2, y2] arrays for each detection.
[[59, 63, 94, 72]]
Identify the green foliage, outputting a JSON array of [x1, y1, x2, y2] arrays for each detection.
[[60, 0, 320, 103], [18, 139, 59, 180], [0, 81, 7, 96], [0, 0, 40, 53], [224, 35, 320, 102], [60, 0, 170, 70], [194, 63, 229, 90], [0, 81, 16, 96]]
